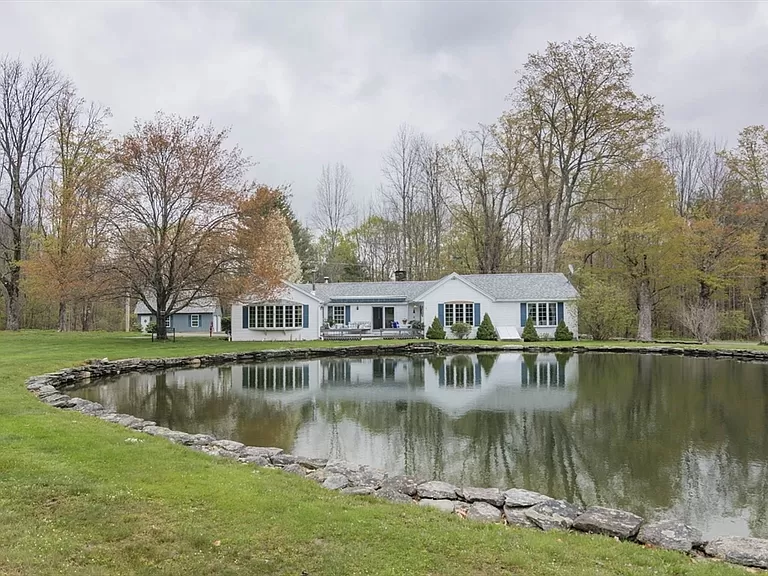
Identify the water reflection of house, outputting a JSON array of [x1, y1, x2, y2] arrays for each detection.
[[230, 353, 577, 416]]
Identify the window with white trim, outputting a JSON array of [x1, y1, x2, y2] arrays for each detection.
[[165, 317, 171, 328], [527, 302, 558, 327], [190, 314, 200, 328], [444, 303, 473, 327], [247, 305, 304, 329], [330, 305, 346, 325]]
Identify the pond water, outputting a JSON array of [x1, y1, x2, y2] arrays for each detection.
[[70, 352, 768, 539]]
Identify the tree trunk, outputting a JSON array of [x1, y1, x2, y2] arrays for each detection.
[[2, 267, 23, 331], [156, 294, 168, 340], [81, 301, 93, 332], [58, 301, 67, 332], [637, 278, 653, 341]]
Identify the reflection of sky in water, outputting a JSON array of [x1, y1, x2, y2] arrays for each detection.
[[70, 352, 768, 540]]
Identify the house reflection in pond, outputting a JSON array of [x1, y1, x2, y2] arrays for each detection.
[[230, 352, 577, 417]]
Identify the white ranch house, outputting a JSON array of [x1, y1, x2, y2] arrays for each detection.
[[231, 272, 578, 341]]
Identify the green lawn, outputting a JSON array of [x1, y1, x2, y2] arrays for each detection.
[[0, 331, 751, 575]]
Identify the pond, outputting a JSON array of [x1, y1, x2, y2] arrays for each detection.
[[70, 351, 768, 539]]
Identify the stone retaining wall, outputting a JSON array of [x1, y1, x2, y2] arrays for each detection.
[[25, 342, 768, 570]]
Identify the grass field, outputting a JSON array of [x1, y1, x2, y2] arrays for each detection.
[[0, 331, 753, 575]]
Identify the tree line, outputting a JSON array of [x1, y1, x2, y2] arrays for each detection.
[[2, 36, 768, 342], [308, 36, 768, 343], [0, 57, 300, 338]]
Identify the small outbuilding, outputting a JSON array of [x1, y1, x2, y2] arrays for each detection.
[[135, 296, 223, 334]]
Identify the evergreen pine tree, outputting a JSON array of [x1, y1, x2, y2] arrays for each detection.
[[476, 313, 498, 340], [522, 316, 539, 342], [426, 316, 446, 340]]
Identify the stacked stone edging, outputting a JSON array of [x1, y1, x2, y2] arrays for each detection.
[[24, 342, 768, 570]]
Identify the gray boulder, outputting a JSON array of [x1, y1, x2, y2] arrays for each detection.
[[379, 475, 421, 497], [306, 469, 332, 484], [419, 499, 455, 513], [461, 487, 504, 507], [325, 459, 362, 475], [211, 439, 245, 453], [241, 446, 283, 459], [525, 499, 584, 531], [193, 444, 242, 459], [190, 434, 217, 446], [416, 480, 459, 500], [573, 506, 644, 540], [705, 537, 768, 568], [637, 520, 703, 553], [322, 473, 350, 491], [375, 487, 415, 504], [282, 463, 307, 476], [296, 456, 328, 470], [271, 453, 300, 466], [242, 455, 271, 467], [504, 506, 536, 528], [347, 466, 388, 489], [466, 501, 502, 523], [340, 486, 376, 496], [504, 488, 550, 507]]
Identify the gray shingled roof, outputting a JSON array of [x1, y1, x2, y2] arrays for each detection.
[[462, 273, 579, 301], [134, 296, 220, 315], [292, 280, 436, 302], [292, 273, 577, 303]]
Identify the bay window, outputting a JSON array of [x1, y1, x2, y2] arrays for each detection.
[[246, 304, 304, 329]]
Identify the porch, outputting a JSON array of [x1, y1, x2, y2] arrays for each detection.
[[321, 324, 423, 340]]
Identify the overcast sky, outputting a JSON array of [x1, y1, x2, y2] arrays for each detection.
[[2, 1, 767, 222]]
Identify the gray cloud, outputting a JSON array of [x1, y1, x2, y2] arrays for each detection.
[[1, 0, 766, 220]]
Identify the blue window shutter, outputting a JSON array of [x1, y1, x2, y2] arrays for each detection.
[[438, 303, 445, 326], [188, 314, 192, 327], [242, 306, 248, 329], [557, 302, 564, 324], [302, 365, 309, 386], [473, 303, 480, 327], [345, 305, 350, 324], [520, 303, 527, 326], [302, 304, 309, 328], [474, 361, 481, 384]]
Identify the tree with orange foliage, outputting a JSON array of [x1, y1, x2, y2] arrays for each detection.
[[224, 185, 301, 304], [110, 114, 250, 340]]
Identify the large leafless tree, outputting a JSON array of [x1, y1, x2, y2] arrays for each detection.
[[0, 56, 63, 330], [312, 162, 355, 253], [111, 114, 249, 340], [444, 118, 527, 274], [382, 124, 420, 278]]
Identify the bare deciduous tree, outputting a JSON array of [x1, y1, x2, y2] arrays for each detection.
[[679, 301, 719, 343], [111, 114, 249, 340], [0, 56, 63, 330], [382, 124, 420, 277], [312, 162, 355, 254], [444, 118, 526, 274]]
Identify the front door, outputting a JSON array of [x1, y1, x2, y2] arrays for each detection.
[[373, 307, 383, 330]]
